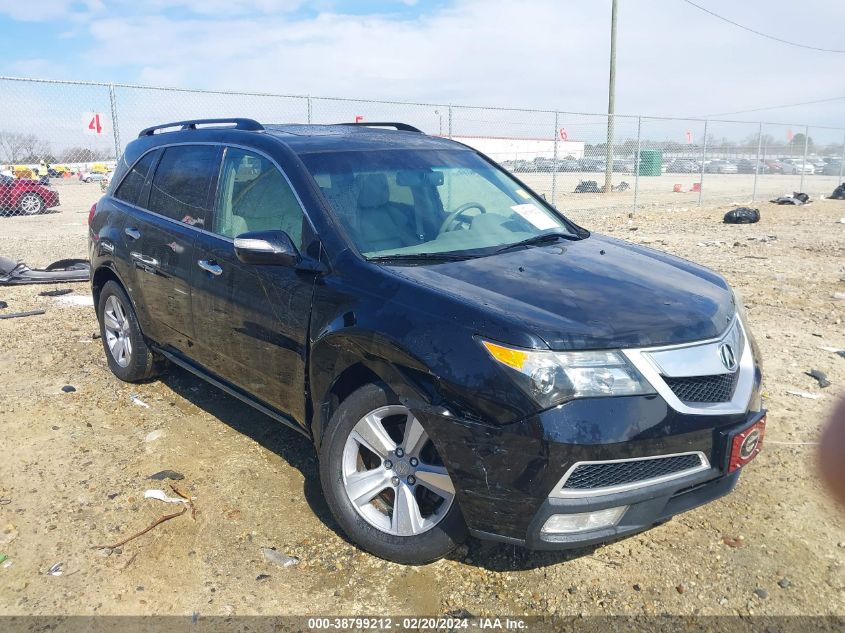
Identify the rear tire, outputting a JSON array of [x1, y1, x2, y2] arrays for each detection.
[[97, 280, 163, 382], [18, 193, 44, 215], [319, 382, 467, 564]]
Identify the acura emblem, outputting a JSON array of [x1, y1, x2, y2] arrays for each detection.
[[719, 343, 737, 371]]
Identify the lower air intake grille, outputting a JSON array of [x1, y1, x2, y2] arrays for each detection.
[[663, 372, 739, 403], [562, 454, 705, 490]]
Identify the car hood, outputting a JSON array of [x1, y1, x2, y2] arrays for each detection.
[[383, 235, 735, 350]]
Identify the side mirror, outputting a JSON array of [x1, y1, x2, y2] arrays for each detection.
[[234, 230, 300, 267]]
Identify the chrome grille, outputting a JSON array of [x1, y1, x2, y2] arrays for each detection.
[[663, 372, 739, 403], [562, 454, 706, 490]]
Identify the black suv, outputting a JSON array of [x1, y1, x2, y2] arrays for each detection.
[[89, 119, 765, 564]]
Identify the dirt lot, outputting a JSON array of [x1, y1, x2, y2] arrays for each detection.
[[0, 178, 844, 618]]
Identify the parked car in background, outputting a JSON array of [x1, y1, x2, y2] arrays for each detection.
[[80, 171, 110, 183], [822, 160, 843, 176], [705, 160, 738, 174], [558, 158, 581, 172], [666, 159, 700, 173], [579, 158, 605, 172], [763, 160, 784, 174], [0, 174, 60, 215], [735, 159, 769, 174], [808, 158, 827, 174], [779, 159, 814, 175], [532, 157, 556, 173], [47, 164, 73, 177], [613, 159, 634, 173]]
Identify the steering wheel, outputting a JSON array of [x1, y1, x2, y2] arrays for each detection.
[[439, 202, 488, 234]]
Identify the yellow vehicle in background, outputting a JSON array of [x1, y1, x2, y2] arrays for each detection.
[[90, 163, 110, 174], [11, 165, 35, 179]]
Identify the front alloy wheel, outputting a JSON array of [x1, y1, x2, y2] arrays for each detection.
[[319, 383, 467, 564], [342, 404, 455, 536]]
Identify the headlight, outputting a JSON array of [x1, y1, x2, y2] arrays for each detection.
[[481, 340, 655, 408]]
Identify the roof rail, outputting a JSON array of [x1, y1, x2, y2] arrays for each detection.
[[335, 122, 424, 133], [138, 118, 264, 137]]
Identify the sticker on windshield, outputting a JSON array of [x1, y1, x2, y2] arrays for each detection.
[[515, 188, 531, 200], [511, 204, 558, 230]]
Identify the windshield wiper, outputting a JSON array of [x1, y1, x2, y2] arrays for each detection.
[[493, 231, 579, 254], [368, 252, 476, 263]]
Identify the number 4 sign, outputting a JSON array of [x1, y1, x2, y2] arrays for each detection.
[[83, 112, 106, 135]]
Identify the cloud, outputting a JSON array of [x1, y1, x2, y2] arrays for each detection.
[[2, 0, 844, 134]]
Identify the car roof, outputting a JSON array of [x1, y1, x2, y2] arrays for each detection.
[[262, 124, 464, 154]]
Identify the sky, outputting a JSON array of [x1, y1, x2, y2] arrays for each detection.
[[0, 0, 843, 136]]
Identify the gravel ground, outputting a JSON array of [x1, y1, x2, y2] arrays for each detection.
[[0, 179, 843, 617]]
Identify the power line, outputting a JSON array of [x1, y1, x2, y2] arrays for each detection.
[[681, 0, 845, 53], [700, 95, 845, 118]]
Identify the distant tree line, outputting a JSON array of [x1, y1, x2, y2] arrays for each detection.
[[0, 130, 113, 163]]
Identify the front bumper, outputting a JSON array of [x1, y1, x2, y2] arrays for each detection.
[[419, 392, 765, 550]]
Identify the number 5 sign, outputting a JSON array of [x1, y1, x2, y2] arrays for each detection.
[[83, 112, 107, 135]]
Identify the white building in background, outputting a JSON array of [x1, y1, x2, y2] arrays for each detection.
[[450, 135, 586, 161]]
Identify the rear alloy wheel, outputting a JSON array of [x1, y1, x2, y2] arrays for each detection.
[[97, 280, 163, 382], [18, 193, 44, 215], [320, 383, 466, 564]]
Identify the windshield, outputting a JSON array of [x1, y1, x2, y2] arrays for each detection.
[[300, 149, 577, 259]]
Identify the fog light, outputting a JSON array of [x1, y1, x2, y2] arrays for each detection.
[[540, 506, 628, 535]]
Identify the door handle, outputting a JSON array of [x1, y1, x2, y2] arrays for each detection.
[[125, 227, 141, 240], [198, 259, 223, 276], [130, 251, 159, 267]]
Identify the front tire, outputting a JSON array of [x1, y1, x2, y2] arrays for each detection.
[[97, 280, 162, 382], [18, 193, 44, 215], [319, 383, 467, 564]]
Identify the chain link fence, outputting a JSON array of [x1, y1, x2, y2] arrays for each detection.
[[1, 75, 844, 220]]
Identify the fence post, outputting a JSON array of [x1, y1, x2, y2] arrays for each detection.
[[108, 84, 121, 161], [633, 116, 642, 214], [447, 105, 453, 139], [307, 96, 312, 124], [752, 122, 762, 203], [698, 120, 708, 206], [800, 124, 810, 192], [840, 131, 845, 181], [551, 112, 559, 207]]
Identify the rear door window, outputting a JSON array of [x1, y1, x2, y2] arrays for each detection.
[[114, 151, 157, 206], [147, 145, 220, 228]]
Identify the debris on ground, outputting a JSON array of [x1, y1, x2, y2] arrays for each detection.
[[47, 562, 64, 576], [0, 301, 7, 309], [144, 489, 188, 505], [574, 180, 601, 193], [61, 385, 76, 393], [770, 192, 810, 205], [144, 430, 163, 443], [38, 288, 73, 297], [722, 535, 745, 548], [94, 485, 195, 550], [778, 578, 792, 589], [0, 309, 46, 320], [261, 547, 300, 568], [819, 346, 845, 359], [57, 294, 94, 307], [829, 183, 845, 200], [132, 395, 151, 409], [723, 207, 760, 224], [615, 181, 630, 192], [148, 470, 185, 482], [805, 369, 831, 388], [0, 498, 10, 506], [0, 554, 6, 565], [786, 389, 820, 400], [0, 524, 18, 545], [0, 256, 90, 286]]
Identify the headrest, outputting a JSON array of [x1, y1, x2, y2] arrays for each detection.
[[357, 173, 390, 209]]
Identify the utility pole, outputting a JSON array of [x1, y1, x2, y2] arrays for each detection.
[[604, 0, 618, 194]]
